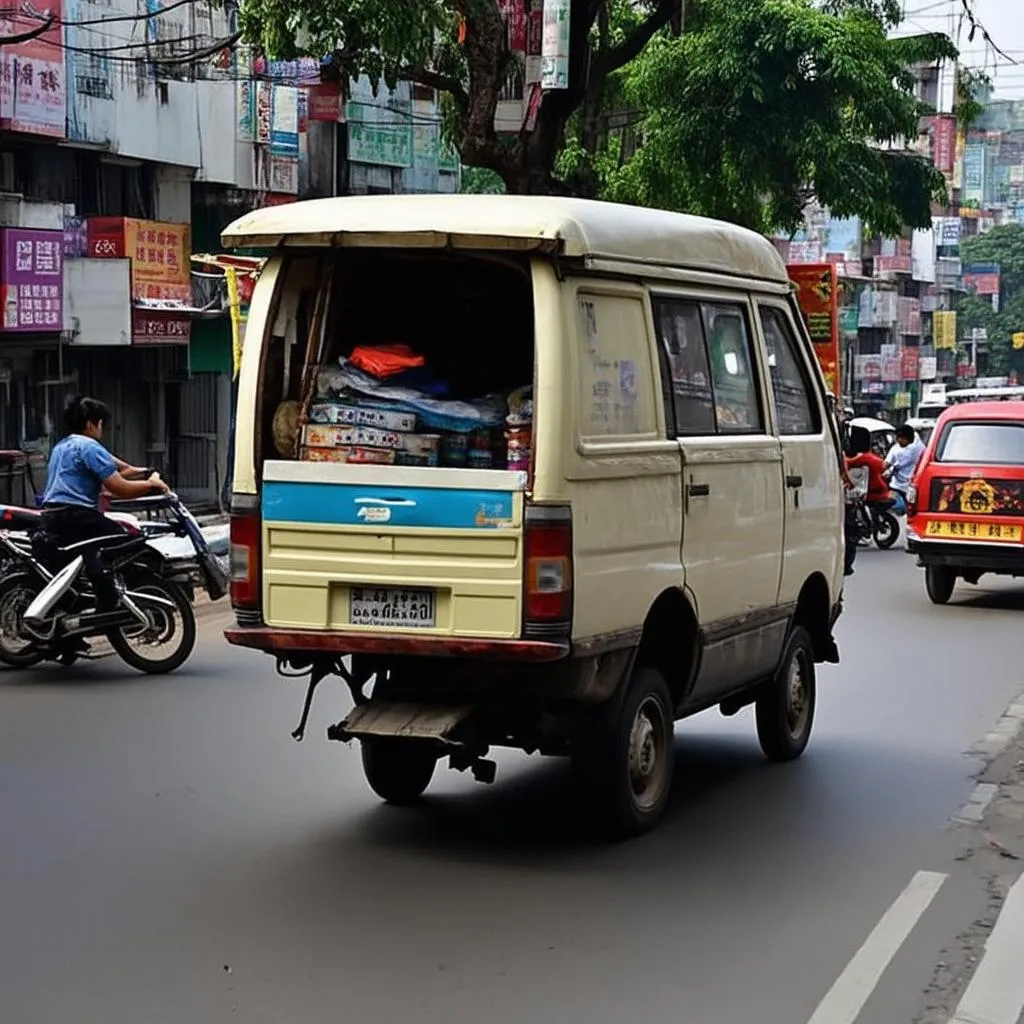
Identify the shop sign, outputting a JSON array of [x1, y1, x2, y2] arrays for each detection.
[[0, 228, 63, 332], [0, 0, 66, 138], [839, 307, 859, 335], [540, 0, 570, 89], [131, 308, 191, 346], [881, 354, 903, 383], [901, 347, 919, 381], [962, 263, 1001, 296], [933, 310, 957, 350], [932, 116, 956, 176], [87, 218, 191, 302], [788, 263, 840, 396], [919, 356, 938, 380], [346, 101, 413, 167], [308, 83, 342, 122]]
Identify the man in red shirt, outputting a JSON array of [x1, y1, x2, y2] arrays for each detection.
[[847, 450, 891, 503]]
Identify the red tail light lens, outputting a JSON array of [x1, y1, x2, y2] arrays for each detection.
[[907, 482, 918, 519], [229, 499, 261, 612], [523, 505, 572, 639]]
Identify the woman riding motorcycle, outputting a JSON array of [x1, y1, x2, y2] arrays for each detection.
[[39, 396, 168, 611]]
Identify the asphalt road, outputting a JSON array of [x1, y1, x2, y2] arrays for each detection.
[[3, 546, 1024, 1024]]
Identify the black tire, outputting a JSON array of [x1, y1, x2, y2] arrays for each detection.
[[873, 512, 900, 550], [108, 576, 196, 674], [925, 565, 956, 606], [0, 573, 44, 669], [756, 625, 816, 763], [361, 739, 437, 805], [572, 666, 676, 839]]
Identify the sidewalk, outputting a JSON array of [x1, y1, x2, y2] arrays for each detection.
[[936, 729, 1024, 1024]]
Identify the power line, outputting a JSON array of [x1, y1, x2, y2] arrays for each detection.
[[0, 0, 202, 28]]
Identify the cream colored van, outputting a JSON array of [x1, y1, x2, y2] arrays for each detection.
[[223, 195, 845, 837]]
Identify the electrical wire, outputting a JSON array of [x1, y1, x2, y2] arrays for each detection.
[[0, 0, 203, 28]]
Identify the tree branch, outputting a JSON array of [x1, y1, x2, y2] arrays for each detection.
[[594, 0, 678, 79], [400, 67, 469, 111]]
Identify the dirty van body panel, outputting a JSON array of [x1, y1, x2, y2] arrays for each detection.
[[678, 435, 787, 700], [261, 461, 528, 638], [564, 280, 685, 648]]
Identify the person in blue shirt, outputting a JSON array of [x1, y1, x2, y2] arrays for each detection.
[[41, 396, 168, 611]]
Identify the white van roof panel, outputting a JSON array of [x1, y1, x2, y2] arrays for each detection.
[[221, 194, 789, 284]]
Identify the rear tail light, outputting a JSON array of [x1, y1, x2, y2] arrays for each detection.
[[229, 493, 262, 618], [907, 483, 918, 518], [523, 504, 572, 641]]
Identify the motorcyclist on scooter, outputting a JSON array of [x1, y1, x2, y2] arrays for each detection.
[[39, 396, 168, 612], [847, 448, 891, 505], [883, 424, 925, 505]]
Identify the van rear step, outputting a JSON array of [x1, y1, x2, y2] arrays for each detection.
[[327, 701, 474, 744], [327, 701, 498, 784]]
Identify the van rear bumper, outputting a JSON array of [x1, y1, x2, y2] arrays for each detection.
[[224, 626, 570, 663]]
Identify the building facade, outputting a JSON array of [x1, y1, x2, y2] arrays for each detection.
[[1, 1, 458, 508]]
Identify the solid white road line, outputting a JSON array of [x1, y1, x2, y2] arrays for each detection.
[[805, 870, 947, 1024], [949, 873, 1024, 1024]]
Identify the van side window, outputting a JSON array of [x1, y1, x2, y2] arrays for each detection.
[[653, 298, 716, 436], [703, 304, 763, 433], [576, 293, 658, 439], [758, 306, 822, 436]]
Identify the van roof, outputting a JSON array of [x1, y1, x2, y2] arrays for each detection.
[[221, 194, 789, 284]]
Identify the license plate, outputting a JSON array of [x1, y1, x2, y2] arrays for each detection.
[[349, 587, 436, 628], [925, 520, 1023, 543]]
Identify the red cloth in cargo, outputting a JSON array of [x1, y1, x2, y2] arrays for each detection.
[[350, 344, 425, 379]]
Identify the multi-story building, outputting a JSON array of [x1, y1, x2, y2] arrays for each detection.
[[1, 1, 458, 509]]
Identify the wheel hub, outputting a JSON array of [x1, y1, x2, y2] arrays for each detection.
[[786, 662, 808, 736]]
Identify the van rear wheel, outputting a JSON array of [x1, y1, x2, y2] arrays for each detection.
[[755, 626, 816, 762], [361, 739, 437, 805], [572, 666, 675, 839]]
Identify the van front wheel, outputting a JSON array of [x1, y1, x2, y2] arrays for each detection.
[[573, 666, 675, 839], [361, 739, 437, 805]]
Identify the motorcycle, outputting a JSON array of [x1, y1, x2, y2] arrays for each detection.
[[0, 493, 227, 673], [849, 492, 902, 550]]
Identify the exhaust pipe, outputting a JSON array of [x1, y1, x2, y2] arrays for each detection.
[[23, 556, 85, 629]]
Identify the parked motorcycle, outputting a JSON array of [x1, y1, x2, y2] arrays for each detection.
[[0, 493, 226, 673]]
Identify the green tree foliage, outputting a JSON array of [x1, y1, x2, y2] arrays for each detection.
[[238, 0, 955, 234], [957, 224, 1024, 375], [600, 0, 955, 234]]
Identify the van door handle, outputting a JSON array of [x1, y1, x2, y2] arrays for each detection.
[[786, 475, 803, 489], [688, 482, 711, 497]]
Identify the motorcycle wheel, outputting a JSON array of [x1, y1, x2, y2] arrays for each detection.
[[0, 573, 45, 668], [873, 512, 900, 550], [108, 575, 196, 675]]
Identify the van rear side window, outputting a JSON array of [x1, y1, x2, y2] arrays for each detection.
[[576, 293, 658, 439], [653, 297, 763, 436]]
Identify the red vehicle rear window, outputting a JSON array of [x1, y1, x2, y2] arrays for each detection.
[[936, 422, 1024, 465]]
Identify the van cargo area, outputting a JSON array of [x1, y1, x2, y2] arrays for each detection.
[[246, 249, 546, 642], [257, 249, 535, 477]]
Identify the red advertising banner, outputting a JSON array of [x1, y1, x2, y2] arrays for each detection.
[[788, 263, 841, 397], [932, 115, 956, 176], [901, 346, 920, 381], [307, 83, 341, 122]]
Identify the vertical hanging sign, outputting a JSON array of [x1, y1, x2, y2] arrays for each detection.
[[540, 0, 570, 89], [788, 263, 841, 397]]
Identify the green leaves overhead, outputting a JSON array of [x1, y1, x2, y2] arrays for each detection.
[[604, 0, 956, 234]]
